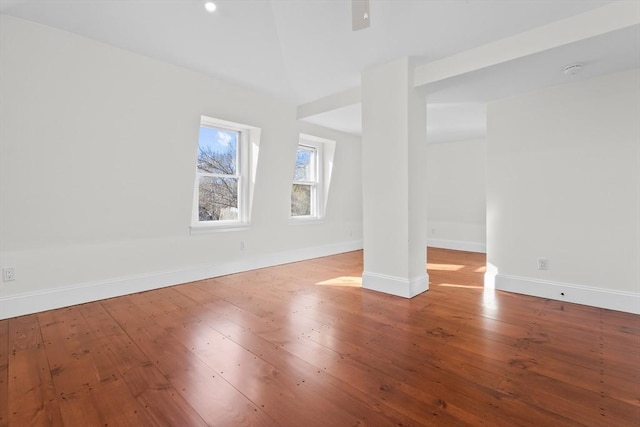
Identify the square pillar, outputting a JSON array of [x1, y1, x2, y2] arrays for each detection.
[[361, 57, 428, 298]]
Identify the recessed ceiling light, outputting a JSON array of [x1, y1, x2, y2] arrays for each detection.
[[204, 1, 217, 13]]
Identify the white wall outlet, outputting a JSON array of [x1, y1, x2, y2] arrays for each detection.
[[3, 267, 16, 282], [537, 258, 549, 270], [430, 228, 436, 236], [240, 241, 245, 251]]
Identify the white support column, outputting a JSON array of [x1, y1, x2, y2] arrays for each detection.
[[361, 57, 428, 298]]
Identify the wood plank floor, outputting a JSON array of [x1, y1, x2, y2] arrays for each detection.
[[1, 248, 639, 426]]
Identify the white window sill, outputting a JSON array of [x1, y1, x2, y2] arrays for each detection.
[[190, 222, 250, 235], [289, 216, 324, 226]]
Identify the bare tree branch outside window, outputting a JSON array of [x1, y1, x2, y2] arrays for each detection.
[[197, 127, 239, 221], [291, 146, 315, 216]]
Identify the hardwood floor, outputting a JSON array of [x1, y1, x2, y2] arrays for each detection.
[[1, 248, 639, 426]]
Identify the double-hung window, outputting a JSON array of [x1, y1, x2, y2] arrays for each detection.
[[291, 139, 323, 218], [193, 116, 252, 229]]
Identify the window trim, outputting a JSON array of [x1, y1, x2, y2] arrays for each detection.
[[191, 116, 252, 233], [290, 137, 324, 220]]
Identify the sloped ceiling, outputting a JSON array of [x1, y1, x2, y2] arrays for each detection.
[[1, 0, 638, 142]]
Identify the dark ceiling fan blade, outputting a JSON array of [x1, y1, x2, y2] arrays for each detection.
[[352, 0, 370, 31]]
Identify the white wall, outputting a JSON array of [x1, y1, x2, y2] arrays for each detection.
[[0, 16, 363, 318], [426, 138, 486, 253], [487, 68, 640, 313]]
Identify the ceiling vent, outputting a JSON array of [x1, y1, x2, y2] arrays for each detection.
[[352, 0, 370, 31], [563, 63, 583, 76]]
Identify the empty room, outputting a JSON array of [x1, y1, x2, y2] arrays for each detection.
[[1, 0, 639, 426]]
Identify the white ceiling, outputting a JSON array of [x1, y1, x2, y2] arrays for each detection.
[[424, 24, 640, 104], [303, 23, 640, 141], [1, 0, 638, 143]]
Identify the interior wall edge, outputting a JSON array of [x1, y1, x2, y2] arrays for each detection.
[[0, 239, 363, 320], [495, 274, 640, 314], [427, 239, 486, 254], [362, 271, 429, 298]]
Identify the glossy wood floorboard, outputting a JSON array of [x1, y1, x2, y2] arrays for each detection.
[[1, 248, 639, 426]]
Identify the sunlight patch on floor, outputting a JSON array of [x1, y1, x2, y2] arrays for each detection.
[[315, 276, 362, 287], [427, 263, 464, 271], [484, 262, 498, 289], [437, 283, 484, 289], [482, 288, 499, 314]]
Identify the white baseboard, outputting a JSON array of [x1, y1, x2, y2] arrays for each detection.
[[495, 274, 640, 314], [362, 271, 429, 298], [427, 238, 486, 253], [0, 240, 363, 320]]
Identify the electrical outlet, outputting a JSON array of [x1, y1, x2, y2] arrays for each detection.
[[3, 267, 15, 282], [240, 241, 245, 251], [537, 258, 549, 271]]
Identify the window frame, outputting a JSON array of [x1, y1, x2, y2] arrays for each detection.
[[191, 117, 251, 232], [291, 138, 324, 220]]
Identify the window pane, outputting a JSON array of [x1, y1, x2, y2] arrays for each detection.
[[293, 147, 315, 181], [291, 183, 311, 216], [198, 126, 238, 175], [199, 176, 239, 221]]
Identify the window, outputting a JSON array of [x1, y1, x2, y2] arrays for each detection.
[[197, 125, 241, 222], [291, 137, 324, 218], [192, 116, 260, 231]]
